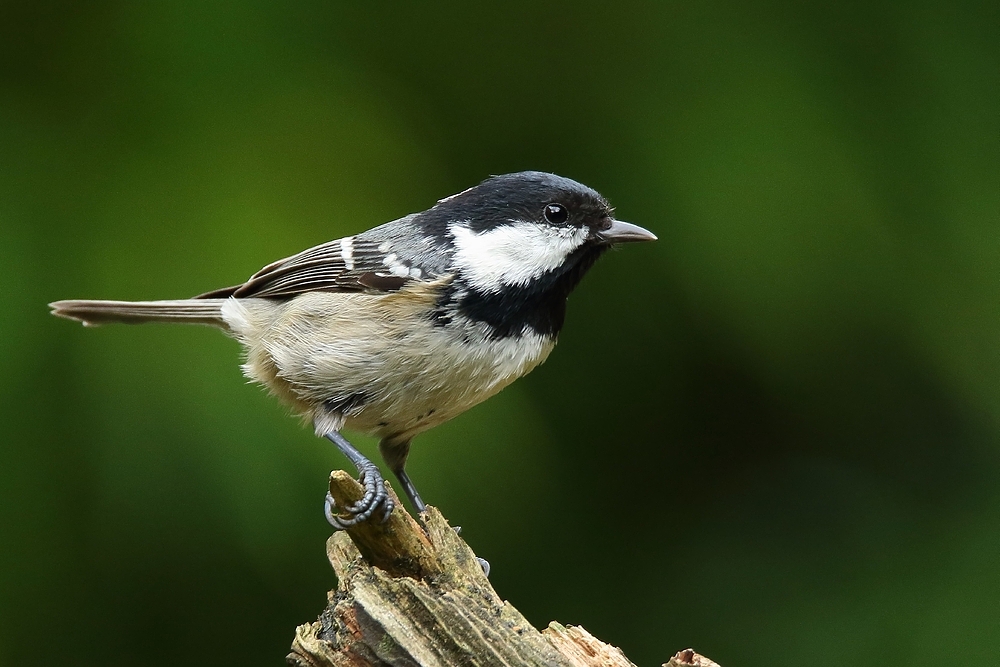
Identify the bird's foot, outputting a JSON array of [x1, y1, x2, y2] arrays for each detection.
[[324, 460, 394, 529]]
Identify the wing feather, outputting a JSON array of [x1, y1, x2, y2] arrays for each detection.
[[195, 220, 442, 300]]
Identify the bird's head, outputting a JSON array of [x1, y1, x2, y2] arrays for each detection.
[[424, 171, 656, 296]]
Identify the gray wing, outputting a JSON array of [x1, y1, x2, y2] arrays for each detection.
[[196, 216, 448, 299]]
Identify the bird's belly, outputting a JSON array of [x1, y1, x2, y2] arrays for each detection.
[[228, 289, 555, 440], [342, 320, 556, 440]]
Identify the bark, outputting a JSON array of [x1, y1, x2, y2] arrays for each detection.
[[287, 471, 721, 667]]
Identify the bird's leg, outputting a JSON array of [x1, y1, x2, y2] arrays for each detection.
[[323, 430, 393, 529], [379, 438, 426, 514], [394, 468, 427, 515], [379, 438, 489, 576]]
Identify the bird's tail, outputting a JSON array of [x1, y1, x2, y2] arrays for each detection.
[[49, 299, 229, 328]]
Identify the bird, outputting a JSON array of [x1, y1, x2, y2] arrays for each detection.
[[50, 171, 656, 529]]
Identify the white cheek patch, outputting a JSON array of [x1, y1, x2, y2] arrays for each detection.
[[449, 221, 589, 293]]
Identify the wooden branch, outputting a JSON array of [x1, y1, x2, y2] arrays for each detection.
[[287, 471, 721, 667]]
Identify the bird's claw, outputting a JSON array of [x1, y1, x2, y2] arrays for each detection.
[[325, 461, 394, 529], [451, 526, 489, 576]]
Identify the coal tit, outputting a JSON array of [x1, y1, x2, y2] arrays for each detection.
[[50, 171, 656, 527]]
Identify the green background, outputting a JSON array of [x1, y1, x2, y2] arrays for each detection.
[[2, 2, 998, 665]]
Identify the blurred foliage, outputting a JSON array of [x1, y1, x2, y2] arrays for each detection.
[[2, 1, 999, 666]]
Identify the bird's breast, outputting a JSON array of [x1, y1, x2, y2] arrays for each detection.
[[348, 315, 555, 440]]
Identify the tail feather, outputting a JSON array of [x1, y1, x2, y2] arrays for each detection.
[[49, 299, 228, 328]]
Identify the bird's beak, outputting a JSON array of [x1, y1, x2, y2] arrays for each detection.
[[596, 219, 658, 244]]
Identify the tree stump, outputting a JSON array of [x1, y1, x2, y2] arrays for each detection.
[[287, 471, 721, 667]]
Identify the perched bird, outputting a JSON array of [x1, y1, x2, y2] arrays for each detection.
[[50, 171, 656, 528]]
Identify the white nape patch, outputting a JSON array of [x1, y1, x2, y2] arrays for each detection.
[[339, 237, 355, 271], [449, 221, 589, 293]]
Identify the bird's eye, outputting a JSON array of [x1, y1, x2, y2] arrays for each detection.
[[543, 203, 568, 224]]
